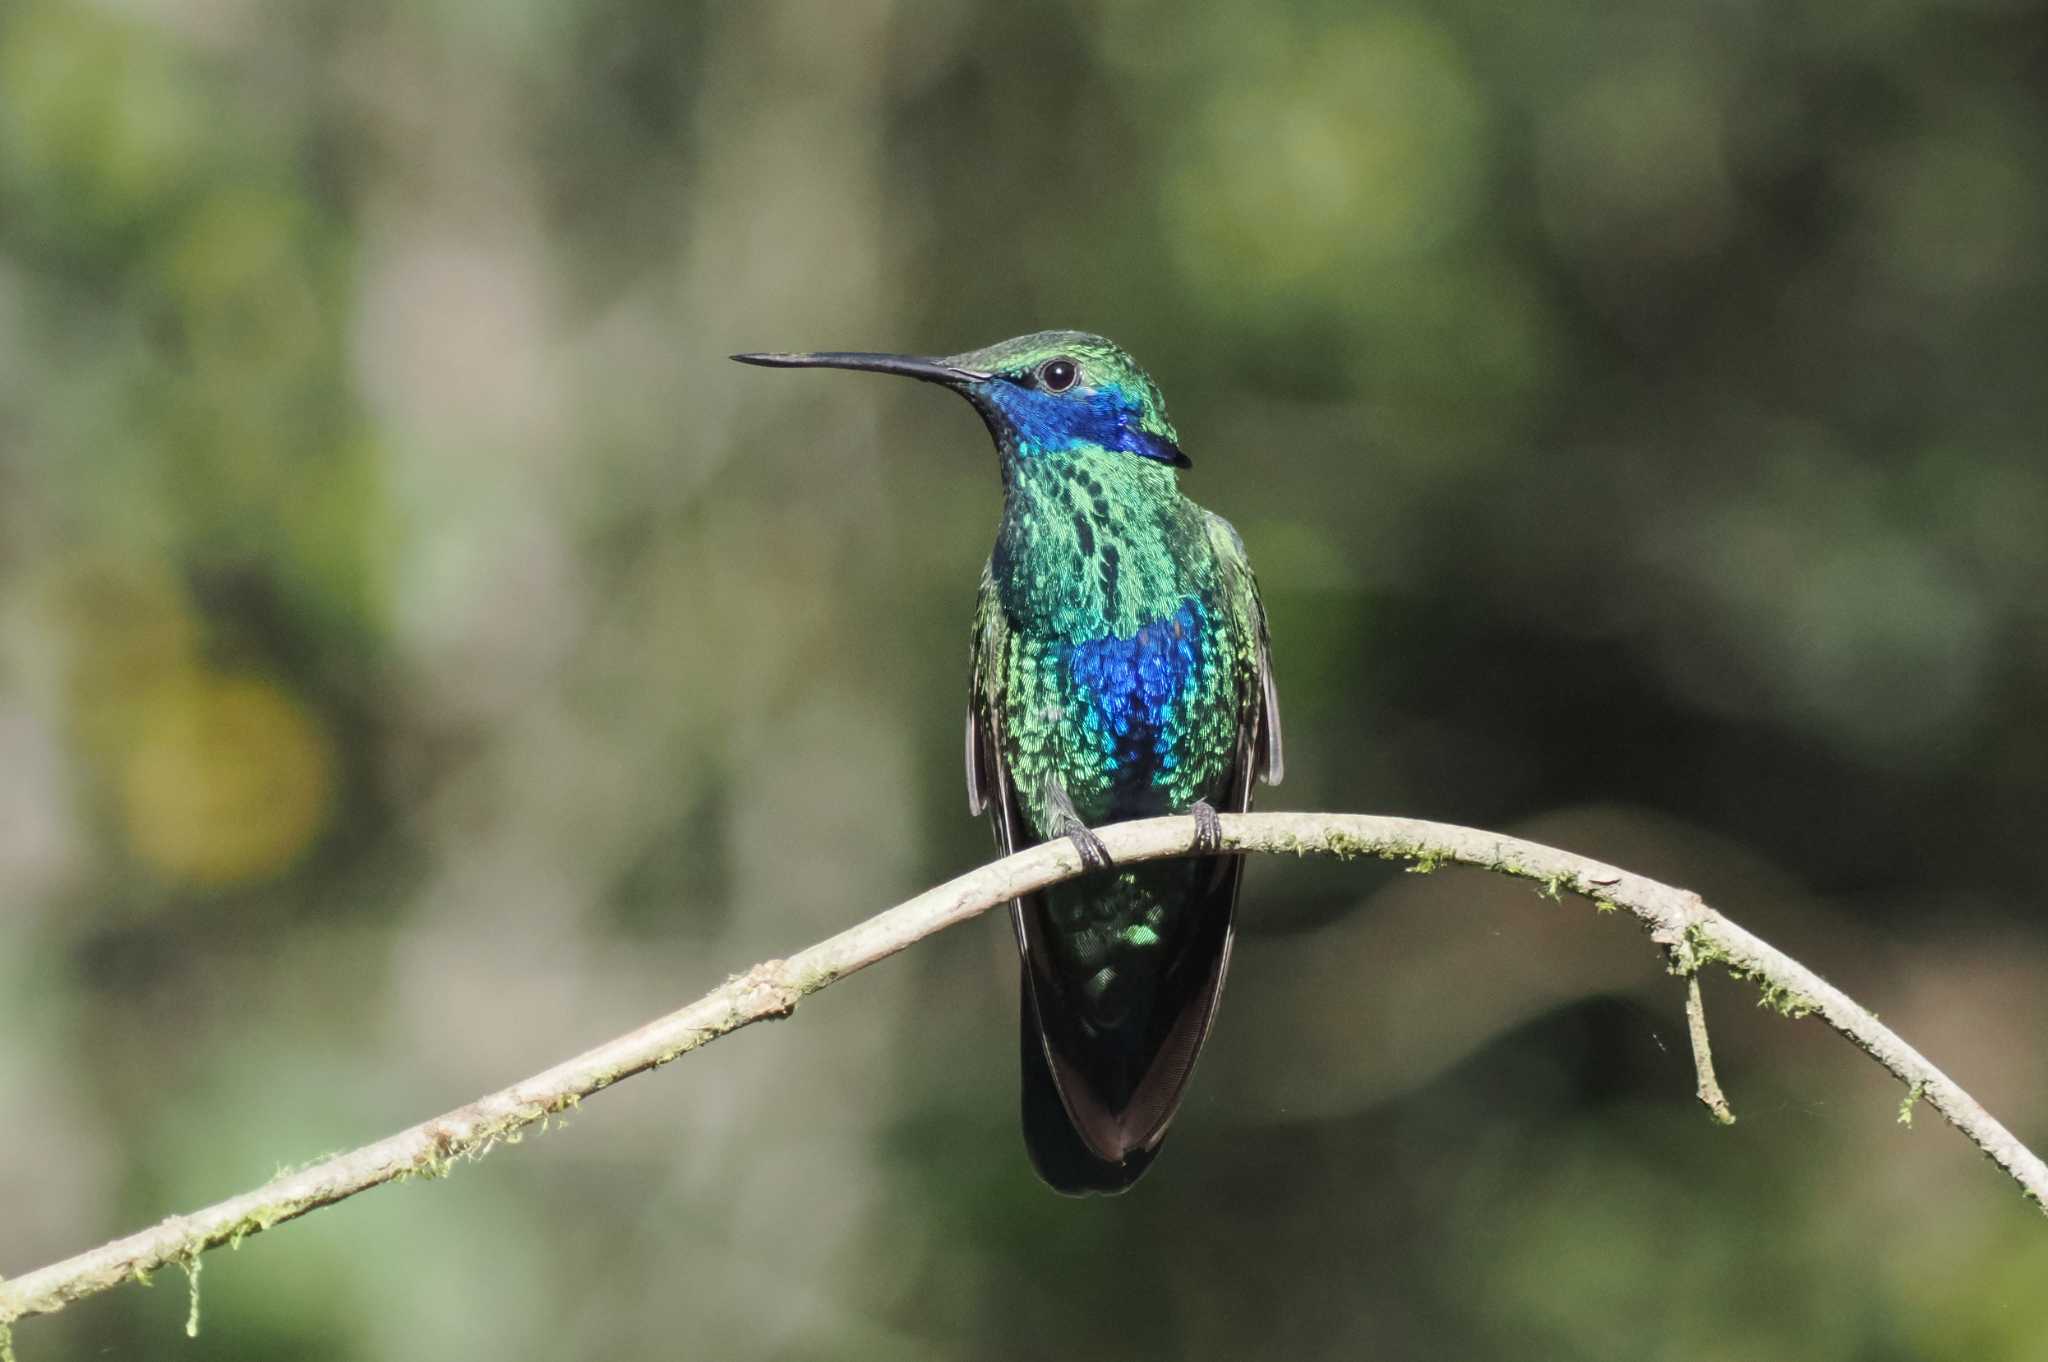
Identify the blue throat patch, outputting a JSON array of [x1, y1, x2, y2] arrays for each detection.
[[981, 381, 1187, 467]]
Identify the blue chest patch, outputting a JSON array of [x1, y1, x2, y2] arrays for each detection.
[[1063, 601, 1206, 775]]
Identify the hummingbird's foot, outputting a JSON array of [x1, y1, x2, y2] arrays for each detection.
[[1188, 799, 1224, 855], [1063, 825, 1114, 873], [1045, 776, 1114, 872]]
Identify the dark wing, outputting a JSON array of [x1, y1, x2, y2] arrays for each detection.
[[965, 567, 1000, 817], [965, 563, 1028, 965], [1206, 511, 1282, 791], [965, 562, 1017, 837]]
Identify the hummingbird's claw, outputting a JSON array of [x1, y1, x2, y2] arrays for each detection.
[[1045, 775, 1114, 872], [1064, 825, 1114, 873], [1188, 800, 1224, 855]]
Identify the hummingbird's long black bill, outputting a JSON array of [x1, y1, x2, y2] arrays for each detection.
[[730, 351, 990, 386]]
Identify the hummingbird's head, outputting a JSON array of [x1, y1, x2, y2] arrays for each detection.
[[732, 330, 1188, 471]]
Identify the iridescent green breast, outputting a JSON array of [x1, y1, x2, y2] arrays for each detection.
[[983, 444, 1257, 834], [997, 592, 1251, 832]]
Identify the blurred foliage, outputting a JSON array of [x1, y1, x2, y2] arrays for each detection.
[[2, 0, 2045, 1358]]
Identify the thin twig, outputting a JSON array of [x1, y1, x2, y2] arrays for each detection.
[[2, 812, 2041, 1340], [1685, 974, 1737, 1125]]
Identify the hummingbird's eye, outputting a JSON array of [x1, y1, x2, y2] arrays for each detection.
[[1038, 358, 1079, 392]]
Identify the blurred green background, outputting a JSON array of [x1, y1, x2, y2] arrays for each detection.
[[4, 0, 2046, 1357]]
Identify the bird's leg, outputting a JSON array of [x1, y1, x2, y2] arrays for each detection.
[[1044, 775, 1113, 872], [1187, 799, 1224, 855]]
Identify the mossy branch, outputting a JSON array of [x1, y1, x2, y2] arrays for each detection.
[[2, 811, 2042, 1342]]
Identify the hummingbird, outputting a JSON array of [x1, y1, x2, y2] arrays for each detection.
[[733, 332, 1281, 1194]]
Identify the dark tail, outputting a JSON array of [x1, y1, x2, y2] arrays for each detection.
[[1020, 973, 1157, 1195], [1015, 853, 1241, 1196]]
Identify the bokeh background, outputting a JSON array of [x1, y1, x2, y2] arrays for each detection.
[[4, 0, 2046, 1357]]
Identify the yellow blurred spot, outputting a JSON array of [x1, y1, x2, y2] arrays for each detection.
[[121, 674, 336, 887]]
